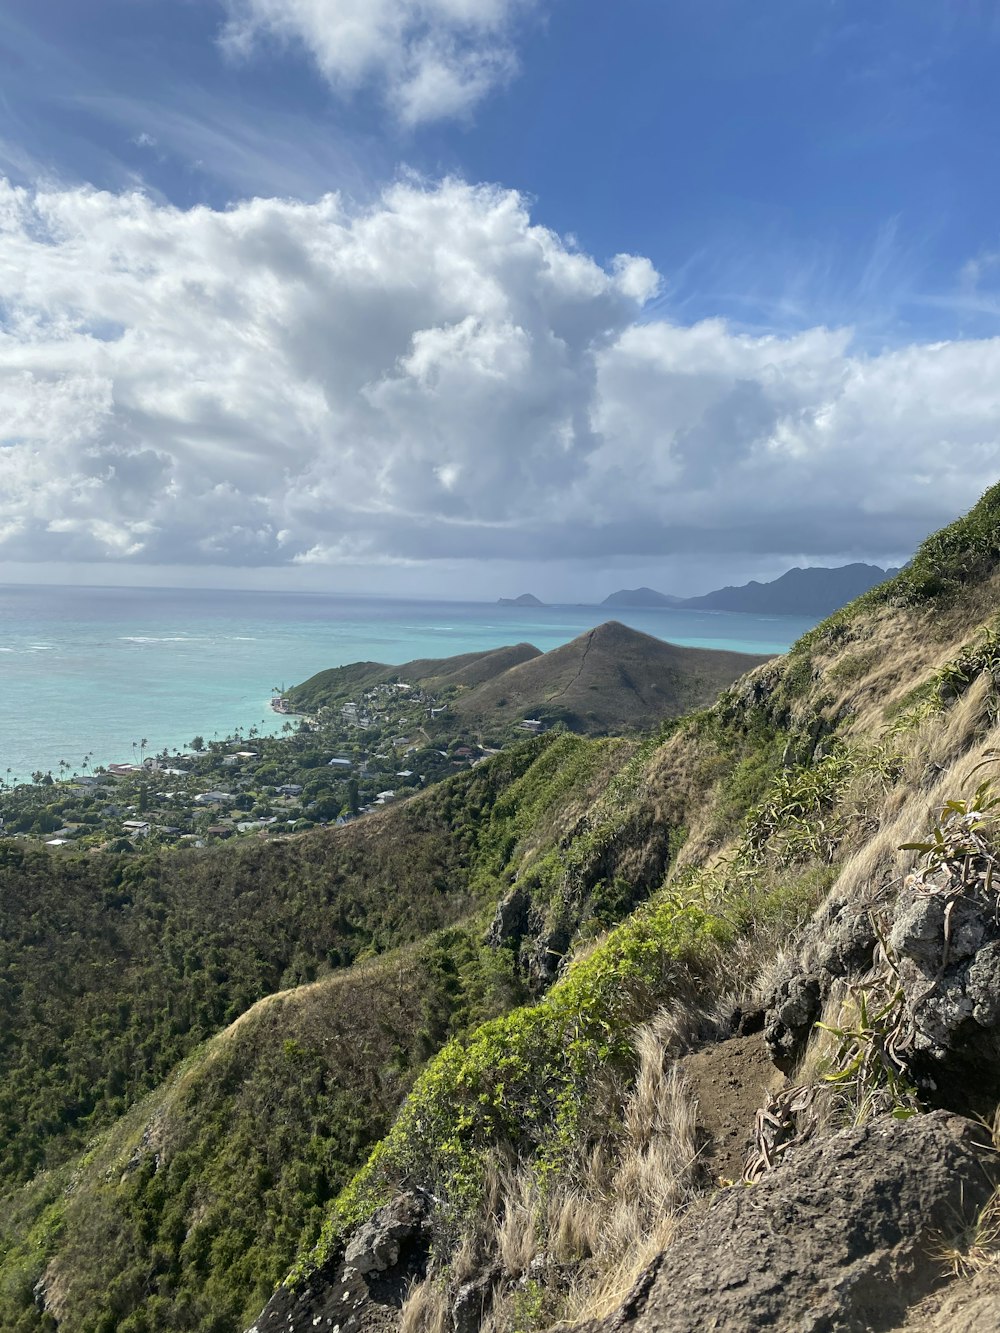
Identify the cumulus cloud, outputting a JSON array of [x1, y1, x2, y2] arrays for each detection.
[[0, 174, 998, 575], [219, 0, 535, 125]]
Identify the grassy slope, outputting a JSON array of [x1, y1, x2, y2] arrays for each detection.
[[447, 621, 769, 736], [7, 484, 1000, 1332], [285, 643, 542, 713], [283, 484, 1000, 1306]]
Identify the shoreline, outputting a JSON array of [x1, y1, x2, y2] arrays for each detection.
[[0, 590, 811, 788], [2, 696, 290, 790]]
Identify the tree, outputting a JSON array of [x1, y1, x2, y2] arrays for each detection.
[[191, 736, 205, 752], [311, 794, 343, 822]]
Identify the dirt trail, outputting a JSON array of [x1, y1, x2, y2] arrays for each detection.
[[679, 1032, 779, 1182]]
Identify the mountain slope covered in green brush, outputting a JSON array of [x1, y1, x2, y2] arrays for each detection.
[[7, 486, 1000, 1332]]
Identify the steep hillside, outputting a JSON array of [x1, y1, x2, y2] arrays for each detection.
[[9, 485, 1000, 1333], [248, 482, 1000, 1333], [448, 621, 769, 734], [0, 943, 524, 1333], [1, 733, 656, 1332], [0, 739, 600, 1196]]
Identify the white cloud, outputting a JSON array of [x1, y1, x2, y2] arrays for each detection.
[[0, 174, 998, 576], [219, 0, 535, 125]]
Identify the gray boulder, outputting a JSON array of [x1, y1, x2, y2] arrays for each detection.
[[584, 1111, 997, 1333]]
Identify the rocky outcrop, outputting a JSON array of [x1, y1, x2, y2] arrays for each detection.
[[585, 1112, 997, 1333], [247, 1193, 431, 1333], [762, 813, 1000, 1113], [486, 887, 530, 949], [889, 876, 1000, 1108], [761, 890, 879, 1070]]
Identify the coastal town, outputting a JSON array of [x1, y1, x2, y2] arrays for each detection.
[[0, 678, 524, 852]]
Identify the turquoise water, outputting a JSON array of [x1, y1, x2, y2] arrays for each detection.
[[0, 585, 816, 784]]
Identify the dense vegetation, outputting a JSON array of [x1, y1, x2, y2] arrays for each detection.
[[0, 742, 564, 1191], [1, 729, 672, 1331], [0, 931, 526, 1333]]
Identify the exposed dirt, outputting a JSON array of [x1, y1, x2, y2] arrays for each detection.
[[679, 1032, 779, 1182]]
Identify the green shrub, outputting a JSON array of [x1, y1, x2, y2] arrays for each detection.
[[316, 893, 730, 1265]]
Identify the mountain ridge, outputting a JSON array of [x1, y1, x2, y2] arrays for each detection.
[[287, 621, 769, 739], [602, 561, 897, 615]]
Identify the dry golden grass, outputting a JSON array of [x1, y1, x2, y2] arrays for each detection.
[[421, 1004, 707, 1333], [560, 1044, 700, 1323], [932, 1107, 1000, 1281], [400, 1276, 451, 1333]]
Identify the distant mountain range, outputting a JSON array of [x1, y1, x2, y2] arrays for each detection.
[[602, 563, 899, 617]]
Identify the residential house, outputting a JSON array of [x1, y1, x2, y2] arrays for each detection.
[[194, 790, 235, 806]]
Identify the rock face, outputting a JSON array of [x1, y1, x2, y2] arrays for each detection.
[[761, 890, 879, 1071], [589, 1112, 997, 1333], [762, 846, 1000, 1112], [486, 887, 530, 949], [246, 1193, 431, 1333], [889, 879, 1000, 1105]]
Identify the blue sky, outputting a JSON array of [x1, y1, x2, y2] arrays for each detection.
[[2, 0, 1000, 597], [5, 0, 999, 337]]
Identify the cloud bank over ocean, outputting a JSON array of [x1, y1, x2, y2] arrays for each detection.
[[0, 173, 997, 579]]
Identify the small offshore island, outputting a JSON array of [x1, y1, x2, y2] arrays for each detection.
[[0, 623, 766, 852]]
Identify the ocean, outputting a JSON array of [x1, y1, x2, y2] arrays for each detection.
[[0, 584, 817, 784]]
